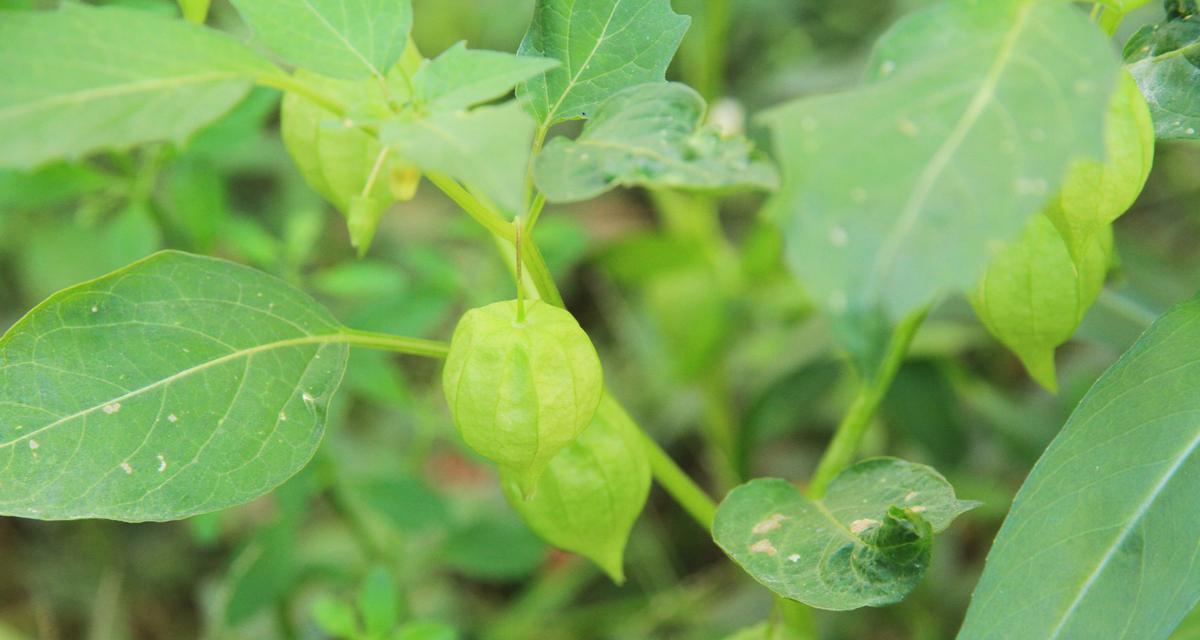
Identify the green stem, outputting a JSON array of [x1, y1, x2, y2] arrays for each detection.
[[521, 240, 565, 308], [807, 307, 928, 498], [525, 192, 548, 234], [255, 72, 347, 118], [426, 172, 515, 239], [702, 0, 731, 100], [640, 431, 718, 530], [338, 329, 450, 359]]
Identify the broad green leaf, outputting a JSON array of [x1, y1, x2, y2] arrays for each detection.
[[281, 68, 406, 254], [960, 294, 1200, 639], [442, 300, 603, 495], [1124, 9, 1200, 139], [381, 102, 535, 215], [713, 458, 976, 610], [516, 0, 690, 126], [502, 393, 651, 584], [970, 216, 1112, 392], [0, 4, 277, 168], [1045, 72, 1155, 261], [0, 252, 349, 521], [229, 0, 412, 80], [415, 42, 559, 111], [534, 83, 778, 202], [763, 0, 1119, 321]]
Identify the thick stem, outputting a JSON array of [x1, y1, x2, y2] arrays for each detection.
[[807, 307, 928, 498]]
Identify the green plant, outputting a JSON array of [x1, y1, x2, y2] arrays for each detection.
[[2, 0, 1200, 638]]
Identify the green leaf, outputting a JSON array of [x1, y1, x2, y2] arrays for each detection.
[[502, 393, 651, 584], [229, 0, 412, 80], [224, 521, 299, 624], [312, 596, 360, 639], [441, 514, 547, 581], [381, 102, 535, 215], [442, 300, 603, 495], [1045, 72, 1155, 261], [516, 0, 690, 126], [1124, 10, 1200, 139], [763, 0, 1120, 321], [415, 42, 559, 111], [970, 216, 1112, 392], [0, 4, 277, 168], [534, 83, 778, 203], [712, 458, 976, 610], [280, 69, 401, 253], [0, 252, 349, 521], [960, 294, 1200, 638], [358, 566, 399, 637]]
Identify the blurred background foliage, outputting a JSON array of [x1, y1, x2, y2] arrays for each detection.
[[0, 0, 1198, 638]]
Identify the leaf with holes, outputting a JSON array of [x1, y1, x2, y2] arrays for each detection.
[[763, 0, 1120, 323], [229, 0, 413, 80], [0, 4, 277, 169], [0, 252, 349, 521], [534, 83, 778, 202], [960, 294, 1200, 639], [516, 0, 690, 127], [713, 458, 976, 610], [1124, 7, 1200, 139]]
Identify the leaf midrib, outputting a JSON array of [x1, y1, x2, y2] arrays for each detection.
[[0, 333, 350, 451], [869, 1, 1037, 292], [0, 72, 248, 121], [1044, 428, 1200, 638]]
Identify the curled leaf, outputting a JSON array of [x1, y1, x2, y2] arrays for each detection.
[[713, 458, 976, 610]]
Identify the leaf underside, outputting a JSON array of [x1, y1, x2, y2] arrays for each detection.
[[764, 0, 1120, 321]]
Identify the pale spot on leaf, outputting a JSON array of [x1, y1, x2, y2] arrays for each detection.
[[753, 513, 788, 535], [157, 455, 167, 473], [905, 491, 919, 502], [28, 440, 39, 450], [102, 402, 121, 415], [120, 462, 133, 475], [849, 518, 880, 535], [750, 539, 778, 555], [788, 553, 801, 562], [167, 414, 178, 423]]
